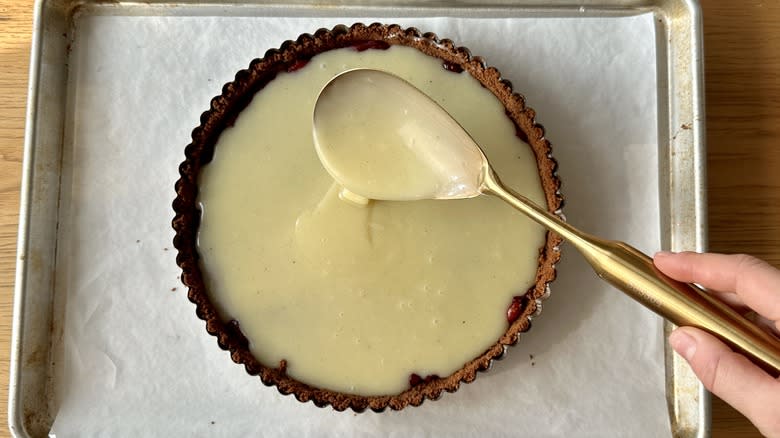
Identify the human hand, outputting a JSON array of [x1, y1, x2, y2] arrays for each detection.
[[653, 251, 780, 437]]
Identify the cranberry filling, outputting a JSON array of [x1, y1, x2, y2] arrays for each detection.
[[227, 319, 250, 348], [506, 295, 531, 324], [351, 40, 391, 52], [409, 373, 440, 387], [504, 110, 530, 143], [441, 61, 463, 73], [287, 59, 310, 72], [514, 125, 530, 143]]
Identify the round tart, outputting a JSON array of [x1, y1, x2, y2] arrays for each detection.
[[172, 23, 563, 412]]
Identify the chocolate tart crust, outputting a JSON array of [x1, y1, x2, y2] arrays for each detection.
[[172, 22, 564, 412]]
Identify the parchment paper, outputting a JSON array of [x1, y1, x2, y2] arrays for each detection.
[[50, 11, 666, 437]]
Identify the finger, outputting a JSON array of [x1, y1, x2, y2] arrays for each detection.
[[652, 252, 750, 311], [654, 252, 780, 321], [746, 312, 780, 338], [706, 291, 748, 312], [669, 327, 780, 437]]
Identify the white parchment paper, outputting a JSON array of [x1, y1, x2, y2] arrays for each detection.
[[50, 11, 666, 437]]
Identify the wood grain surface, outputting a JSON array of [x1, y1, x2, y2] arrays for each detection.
[[0, 1, 776, 436]]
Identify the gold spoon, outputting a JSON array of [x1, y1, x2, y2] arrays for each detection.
[[312, 68, 780, 376]]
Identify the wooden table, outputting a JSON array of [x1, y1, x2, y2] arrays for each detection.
[[0, 1, 776, 436]]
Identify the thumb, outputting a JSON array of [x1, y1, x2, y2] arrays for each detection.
[[669, 327, 780, 437]]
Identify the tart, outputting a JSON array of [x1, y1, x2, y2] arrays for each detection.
[[172, 23, 563, 412]]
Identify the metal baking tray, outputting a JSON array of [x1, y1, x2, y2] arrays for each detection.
[[9, 0, 707, 437]]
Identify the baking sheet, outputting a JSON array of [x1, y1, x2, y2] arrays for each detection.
[[35, 11, 673, 437]]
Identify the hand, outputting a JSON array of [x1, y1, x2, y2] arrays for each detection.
[[653, 251, 780, 437]]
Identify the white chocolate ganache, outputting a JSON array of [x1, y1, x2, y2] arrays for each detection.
[[197, 45, 546, 396]]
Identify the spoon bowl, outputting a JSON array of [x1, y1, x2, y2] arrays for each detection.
[[313, 69, 485, 201], [312, 69, 780, 376]]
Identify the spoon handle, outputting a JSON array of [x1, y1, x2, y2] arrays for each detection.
[[482, 171, 780, 377]]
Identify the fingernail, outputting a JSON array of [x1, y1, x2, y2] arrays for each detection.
[[654, 251, 674, 259], [669, 330, 697, 361]]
